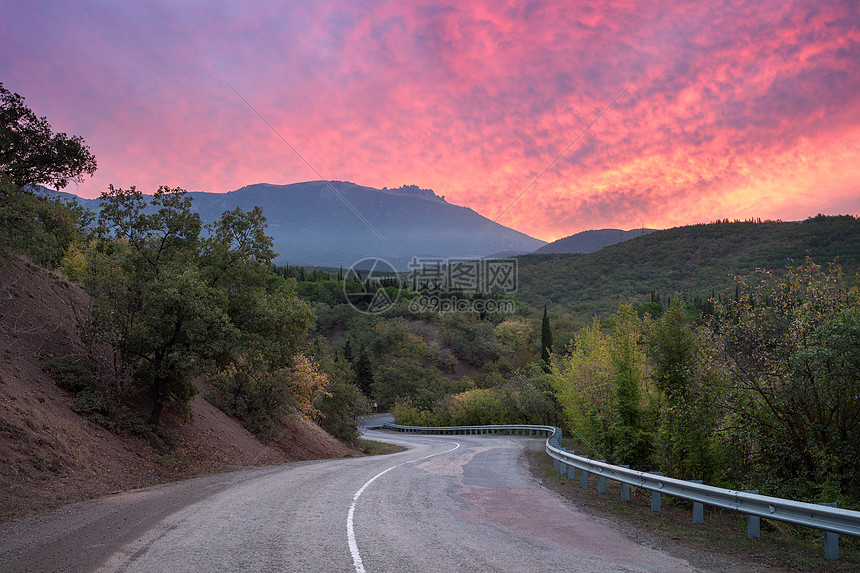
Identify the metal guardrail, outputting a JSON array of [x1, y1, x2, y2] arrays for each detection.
[[383, 422, 560, 445], [382, 422, 860, 560]]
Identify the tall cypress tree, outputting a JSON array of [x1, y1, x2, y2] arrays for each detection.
[[354, 350, 374, 398], [540, 305, 553, 370], [343, 337, 354, 363]]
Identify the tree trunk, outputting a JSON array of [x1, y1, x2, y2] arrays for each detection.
[[148, 378, 166, 426]]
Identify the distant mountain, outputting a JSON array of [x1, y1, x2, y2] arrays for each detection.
[[515, 215, 860, 319], [43, 181, 545, 269], [533, 228, 657, 254]]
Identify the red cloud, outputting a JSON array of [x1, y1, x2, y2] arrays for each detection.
[[3, 0, 858, 241]]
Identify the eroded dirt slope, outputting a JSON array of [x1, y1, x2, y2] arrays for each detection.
[[0, 254, 351, 522]]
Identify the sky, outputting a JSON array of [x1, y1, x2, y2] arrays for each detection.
[[2, 1, 859, 242]]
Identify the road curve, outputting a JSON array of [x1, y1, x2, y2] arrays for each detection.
[[1, 422, 705, 572]]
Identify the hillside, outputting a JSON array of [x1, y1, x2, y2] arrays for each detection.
[[515, 215, 860, 317], [0, 255, 352, 522], [45, 182, 546, 269], [532, 228, 657, 254]]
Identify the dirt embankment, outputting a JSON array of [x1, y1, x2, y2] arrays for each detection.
[[0, 254, 352, 523]]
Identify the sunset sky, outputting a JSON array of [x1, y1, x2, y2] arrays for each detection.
[[3, 1, 859, 241]]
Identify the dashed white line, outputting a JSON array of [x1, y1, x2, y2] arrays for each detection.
[[347, 442, 461, 573]]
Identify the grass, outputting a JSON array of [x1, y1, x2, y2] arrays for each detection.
[[357, 438, 405, 456]]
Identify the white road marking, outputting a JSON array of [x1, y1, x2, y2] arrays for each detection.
[[347, 442, 461, 573]]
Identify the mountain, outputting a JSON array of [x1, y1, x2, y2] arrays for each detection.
[[514, 215, 860, 319], [44, 182, 545, 269], [532, 228, 657, 254]]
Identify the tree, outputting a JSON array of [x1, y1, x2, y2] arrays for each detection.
[[94, 185, 211, 425], [713, 259, 860, 500], [343, 337, 354, 363], [1, 173, 91, 267], [0, 84, 95, 266], [608, 305, 651, 466], [547, 318, 615, 456], [1, 83, 97, 189], [316, 381, 370, 445], [648, 298, 721, 480], [354, 348, 374, 397], [540, 305, 553, 370], [92, 185, 315, 429]]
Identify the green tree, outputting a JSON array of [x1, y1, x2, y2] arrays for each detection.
[[547, 319, 615, 456], [132, 265, 228, 425], [648, 298, 721, 480], [1, 173, 91, 267], [94, 186, 211, 425], [0, 84, 95, 266], [1, 83, 97, 189], [343, 337, 354, 363], [608, 305, 651, 466], [353, 348, 374, 398], [540, 305, 553, 370], [316, 381, 370, 445], [714, 259, 860, 500], [193, 206, 314, 437], [92, 185, 315, 429]]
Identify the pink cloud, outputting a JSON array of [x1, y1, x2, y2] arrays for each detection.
[[2, 0, 858, 242]]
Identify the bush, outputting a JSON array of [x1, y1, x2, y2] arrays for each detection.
[[316, 382, 370, 445]]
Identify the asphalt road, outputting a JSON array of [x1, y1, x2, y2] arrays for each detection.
[[1, 418, 704, 572]]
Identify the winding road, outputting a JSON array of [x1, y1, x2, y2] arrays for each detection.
[[1, 416, 707, 572]]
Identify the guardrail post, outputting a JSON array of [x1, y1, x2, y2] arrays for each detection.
[[580, 456, 589, 487], [620, 465, 630, 501], [690, 480, 704, 523], [597, 461, 607, 493], [742, 490, 760, 540], [565, 452, 576, 480], [649, 472, 661, 512], [819, 503, 839, 560]]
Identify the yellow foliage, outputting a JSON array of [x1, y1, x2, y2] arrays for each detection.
[[287, 354, 330, 420]]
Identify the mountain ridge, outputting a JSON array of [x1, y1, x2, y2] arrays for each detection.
[[42, 181, 546, 269], [533, 228, 658, 254], [514, 215, 860, 319]]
